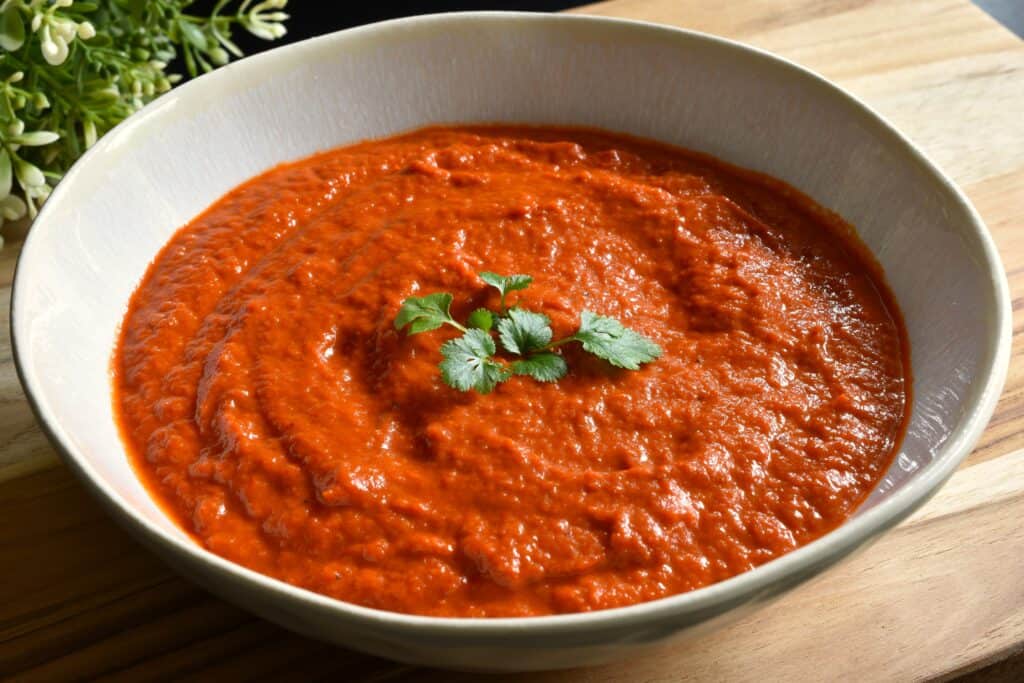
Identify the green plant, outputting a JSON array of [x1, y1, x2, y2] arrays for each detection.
[[0, 0, 289, 246]]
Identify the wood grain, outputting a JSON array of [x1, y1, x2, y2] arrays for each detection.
[[3, 450, 1023, 681], [1, 0, 1023, 679]]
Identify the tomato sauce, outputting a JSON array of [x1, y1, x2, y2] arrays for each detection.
[[114, 126, 909, 617]]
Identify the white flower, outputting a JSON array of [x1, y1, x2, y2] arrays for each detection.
[[244, 0, 289, 42], [246, 22, 285, 41], [40, 24, 70, 65], [15, 158, 45, 189], [77, 21, 96, 40], [31, 5, 89, 66], [51, 16, 77, 42]]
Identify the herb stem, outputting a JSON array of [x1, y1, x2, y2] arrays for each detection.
[[545, 336, 577, 350]]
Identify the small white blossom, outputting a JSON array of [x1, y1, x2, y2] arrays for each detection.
[[77, 21, 96, 40], [40, 24, 70, 66], [15, 158, 46, 189], [244, 0, 289, 42], [51, 16, 77, 42]]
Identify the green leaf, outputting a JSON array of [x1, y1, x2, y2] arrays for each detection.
[[394, 293, 455, 335], [572, 311, 663, 370], [497, 308, 552, 355], [480, 271, 533, 297], [467, 308, 494, 332], [0, 5, 25, 52], [10, 131, 59, 146], [0, 151, 11, 199], [178, 20, 208, 50], [512, 353, 568, 383], [439, 329, 509, 394]]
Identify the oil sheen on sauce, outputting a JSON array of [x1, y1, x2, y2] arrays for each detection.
[[114, 126, 909, 617]]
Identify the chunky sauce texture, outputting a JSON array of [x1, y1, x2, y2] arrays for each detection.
[[115, 126, 909, 617]]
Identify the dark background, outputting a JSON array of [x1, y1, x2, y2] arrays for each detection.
[[203, 1, 581, 56], [196, 0, 1023, 56]]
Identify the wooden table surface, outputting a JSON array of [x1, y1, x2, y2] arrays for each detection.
[[2, 0, 1024, 680]]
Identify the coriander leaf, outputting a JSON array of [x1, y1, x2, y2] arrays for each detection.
[[480, 271, 533, 295], [467, 308, 494, 332], [571, 311, 663, 370], [497, 308, 553, 355], [439, 329, 509, 394], [480, 271, 533, 312], [394, 293, 460, 334], [512, 353, 568, 383]]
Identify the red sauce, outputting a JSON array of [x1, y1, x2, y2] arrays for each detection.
[[114, 126, 909, 617]]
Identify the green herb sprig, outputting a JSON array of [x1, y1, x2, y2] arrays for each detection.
[[0, 0, 290, 247], [394, 272, 663, 394]]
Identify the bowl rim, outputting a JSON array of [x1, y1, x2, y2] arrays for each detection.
[[10, 10, 1012, 637]]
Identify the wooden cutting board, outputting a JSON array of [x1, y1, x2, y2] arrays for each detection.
[[2, 0, 1022, 679]]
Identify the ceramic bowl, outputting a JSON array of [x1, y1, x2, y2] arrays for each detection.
[[11, 12, 1011, 671]]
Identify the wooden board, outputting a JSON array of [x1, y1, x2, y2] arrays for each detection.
[[2, 0, 1023, 679]]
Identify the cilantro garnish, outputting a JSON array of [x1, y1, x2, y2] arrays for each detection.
[[563, 310, 665, 370], [479, 271, 532, 314], [439, 329, 509, 394], [392, 292, 465, 334], [511, 352, 568, 383], [467, 308, 494, 332], [394, 273, 662, 393], [496, 308, 552, 355]]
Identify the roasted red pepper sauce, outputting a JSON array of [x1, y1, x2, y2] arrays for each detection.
[[115, 126, 909, 617]]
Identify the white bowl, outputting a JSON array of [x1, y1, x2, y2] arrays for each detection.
[[11, 12, 1011, 672]]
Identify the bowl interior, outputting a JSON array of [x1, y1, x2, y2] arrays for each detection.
[[12, 13, 1007, 615]]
